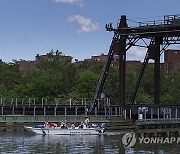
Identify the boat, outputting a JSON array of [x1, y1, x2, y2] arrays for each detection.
[[24, 123, 107, 135]]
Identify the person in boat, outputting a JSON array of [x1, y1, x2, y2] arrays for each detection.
[[91, 123, 98, 128], [60, 120, 65, 128], [84, 116, 89, 125], [50, 123, 54, 128], [49, 123, 57, 128], [44, 121, 49, 128], [78, 122, 84, 129], [60, 120, 69, 129], [71, 123, 75, 129], [84, 116, 90, 128], [64, 120, 68, 128]]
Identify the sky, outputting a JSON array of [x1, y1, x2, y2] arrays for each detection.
[[0, 0, 180, 62]]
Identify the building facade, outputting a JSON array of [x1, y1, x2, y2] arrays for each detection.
[[17, 53, 72, 71], [17, 50, 180, 73], [164, 50, 180, 74]]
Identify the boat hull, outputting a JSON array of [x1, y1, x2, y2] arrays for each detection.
[[25, 126, 105, 135]]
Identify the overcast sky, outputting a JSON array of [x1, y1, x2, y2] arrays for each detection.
[[0, 0, 180, 62]]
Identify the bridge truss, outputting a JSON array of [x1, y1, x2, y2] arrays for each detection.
[[89, 14, 180, 113]]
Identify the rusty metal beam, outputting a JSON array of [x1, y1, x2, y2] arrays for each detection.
[[118, 15, 127, 107], [154, 37, 162, 105]]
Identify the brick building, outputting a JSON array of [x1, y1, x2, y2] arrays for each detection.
[[91, 54, 120, 67], [17, 53, 72, 71], [90, 50, 180, 74], [126, 61, 141, 74], [17, 60, 37, 71], [91, 54, 141, 73], [164, 50, 180, 74], [91, 54, 108, 62], [18, 50, 180, 73]]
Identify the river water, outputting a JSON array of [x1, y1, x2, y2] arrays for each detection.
[[0, 131, 179, 154]]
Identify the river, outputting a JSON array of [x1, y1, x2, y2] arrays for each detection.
[[0, 131, 179, 154]]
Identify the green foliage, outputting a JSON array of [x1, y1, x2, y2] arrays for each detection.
[[0, 52, 179, 105], [126, 73, 137, 103], [104, 67, 119, 104], [76, 70, 99, 99]]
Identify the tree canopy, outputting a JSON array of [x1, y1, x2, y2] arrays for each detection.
[[0, 51, 179, 105]]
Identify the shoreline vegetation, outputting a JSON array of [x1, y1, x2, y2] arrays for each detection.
[[0, 51, 179, 105]]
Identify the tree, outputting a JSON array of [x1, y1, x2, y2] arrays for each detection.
[[76, 70, 99, 99], [104, 67, 119, 104]]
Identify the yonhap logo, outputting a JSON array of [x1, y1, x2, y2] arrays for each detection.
[[122, 133, 180, 148], [122, 133, 136, 148]]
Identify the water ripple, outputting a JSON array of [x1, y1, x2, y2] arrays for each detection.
[[0, 132, 179, 154]]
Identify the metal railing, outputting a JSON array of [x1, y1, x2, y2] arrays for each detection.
[[0, 105, 125, 118], [137, 107, 180, 124]]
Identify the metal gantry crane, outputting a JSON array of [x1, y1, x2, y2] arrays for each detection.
[[89, 14, 180, 114]]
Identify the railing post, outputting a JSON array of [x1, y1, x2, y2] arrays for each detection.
[[124, 109, 126, 119], [108, 98, 111, 106], [108, 107, 110, 116], [44, 107, 46, 116], [65, 107, 67, 116], [55, 107, 57, 116], [84, 98, 86, 109], [1, 107, 3, 116], [151, 108, 153, 121], [23, 107, 25, 116], [75, 107, 78, 116], [28, 98, 31, 106], [170, 108, 172, 119], [12, 106, 15, 116], [69, 98, 72, 108], [34, 106, 36, 117], [97, 99, 100, 110], [15, 98, 17, 107], [84, 107, 87, 116], [95, 107, 97, 116], [104, 107, 106, 116], [115, 107, 117, 117], [81, 99, 83, 105], [42, 98, 44, 106], [176, 108, 178, 121], [130, 109, 132, 119]]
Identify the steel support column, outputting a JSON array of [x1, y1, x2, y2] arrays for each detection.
[[154, 37, 161, 105], [118, 15, 127, 107]]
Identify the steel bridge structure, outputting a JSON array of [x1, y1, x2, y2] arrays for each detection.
[[89, 14, 180, 113]]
